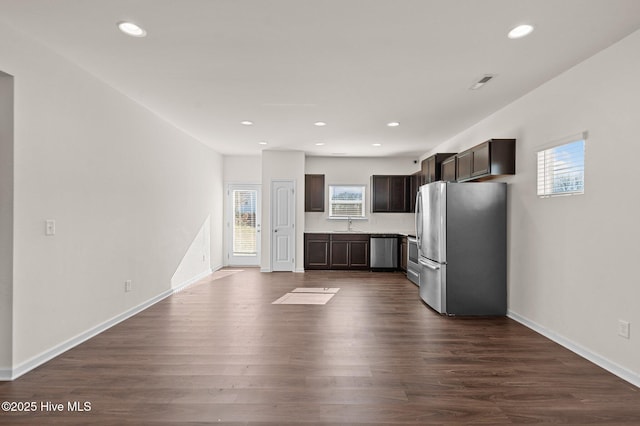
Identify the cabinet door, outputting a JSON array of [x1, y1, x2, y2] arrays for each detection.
[[349, 241, 370, 269], [471, 142, 490, 177], [441, 157, 456, 182], [409, 172, 421, 212], [304, 174, 325, 212], [371, 175, 391, 212], [456, 150, 473, 181], [421, 159, 429, 185], [372, 175, 409, 212], [330, 241, 350, 269], [389, 176, 409, 212], [400, 236, 408, 272], [425, 156, 436, 183], [304, 234, 330, 269]]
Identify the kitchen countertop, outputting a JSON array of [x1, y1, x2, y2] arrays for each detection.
[[305, 231, 415, 237]]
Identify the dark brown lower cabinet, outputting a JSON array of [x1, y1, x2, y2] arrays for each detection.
[[304, 234, 330, 269], [400, 236, 408, 272], [305, 233, 370, 270], [349, 239, 370, 268], [329, 240, 349, 268]]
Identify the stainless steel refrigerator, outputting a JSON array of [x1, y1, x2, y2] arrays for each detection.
[[415, 181, 507, 315]]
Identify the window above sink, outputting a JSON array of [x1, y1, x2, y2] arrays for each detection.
[[328, 185, 366, 219]]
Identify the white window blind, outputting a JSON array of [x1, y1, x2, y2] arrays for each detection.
[[537, 138, 585, 197], [329, 185, 366, 218], [232, 189, 257, 255]]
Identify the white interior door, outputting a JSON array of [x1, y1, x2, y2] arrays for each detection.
[[271, 180, 295, 272], [227, 184, 261, 266]]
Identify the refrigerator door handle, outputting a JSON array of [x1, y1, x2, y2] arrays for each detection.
[[419, 258, 440, 270], [415, 189, 422, 250]]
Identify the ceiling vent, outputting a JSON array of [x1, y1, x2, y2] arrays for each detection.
[[469, 74, 496, 90]]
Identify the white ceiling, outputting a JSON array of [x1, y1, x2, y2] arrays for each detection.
[[2, 0, 640, 158]]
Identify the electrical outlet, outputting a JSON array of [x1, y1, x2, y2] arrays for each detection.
[[618, 320, 630, 339], [124, 280, 132, 293]]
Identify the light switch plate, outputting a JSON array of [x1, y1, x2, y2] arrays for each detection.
[[45, 219, 56, 236]]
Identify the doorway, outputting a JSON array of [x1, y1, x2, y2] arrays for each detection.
[[227, 184, 261, 266]]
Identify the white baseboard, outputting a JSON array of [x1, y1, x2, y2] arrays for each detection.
[[172, 267, 215, 293], [260, 267, 272, 272], [5, 268, 220, 381], [508, 310, 640, 388]]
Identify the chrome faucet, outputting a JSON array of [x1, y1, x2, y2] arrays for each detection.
[[347, 216, 353, 231]]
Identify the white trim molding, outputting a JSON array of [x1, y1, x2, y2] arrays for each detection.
[[8, 289, 174, 381], [4, 268, 219, 381], [172, 267, 216, 294], [508, 310, 640, 388]]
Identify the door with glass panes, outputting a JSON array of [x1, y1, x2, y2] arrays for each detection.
[[227, 184, 261, 266]]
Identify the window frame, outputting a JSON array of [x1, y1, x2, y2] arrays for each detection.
[[537, 135, 586, 198], [328, 184, 367, 218]]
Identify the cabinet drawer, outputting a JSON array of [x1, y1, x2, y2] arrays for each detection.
[[330, 233, 369, 241], [305, 233, 330, 241]]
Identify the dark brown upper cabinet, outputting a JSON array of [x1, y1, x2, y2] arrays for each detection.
[[371, 175, 410, 213], [304, 174, 325, 212], [409, 171, 421, 213], [456, 139, 515, 182], [421, 153, 457, 184], [441, 155, 457, 182]]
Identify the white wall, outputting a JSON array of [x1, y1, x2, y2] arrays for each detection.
[[224, 155, 262, 183], [425, 29, 640, 383], [0, 72, 13, 373], [305, 156, 419, 234], [261, 151, 305, 272], [0, 22, 224, 376]]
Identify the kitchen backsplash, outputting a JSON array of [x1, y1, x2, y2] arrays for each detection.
[[304, 211, 416, 235]]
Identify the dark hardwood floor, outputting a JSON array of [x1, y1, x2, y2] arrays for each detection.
[[1, 268, 639, 424]]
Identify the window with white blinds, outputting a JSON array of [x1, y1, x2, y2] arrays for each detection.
[[329, 185, 366, 218], [537, 138, 585, 197]]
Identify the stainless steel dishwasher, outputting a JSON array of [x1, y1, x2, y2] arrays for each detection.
[[370, 234, 398, 271]]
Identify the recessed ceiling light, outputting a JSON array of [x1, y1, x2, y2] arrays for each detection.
[[241, 120, 254, 126], [372, 143, 382, 147], [117, 21, 147, 37], [508, 24, 534, 39], [315, 142, 325, 146], [387, 122, 400, 127], [314, 121, 327, 127], [258, 141, 268, 145]]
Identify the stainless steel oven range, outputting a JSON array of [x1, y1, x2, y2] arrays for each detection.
[[407, 236, 419, 286]]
